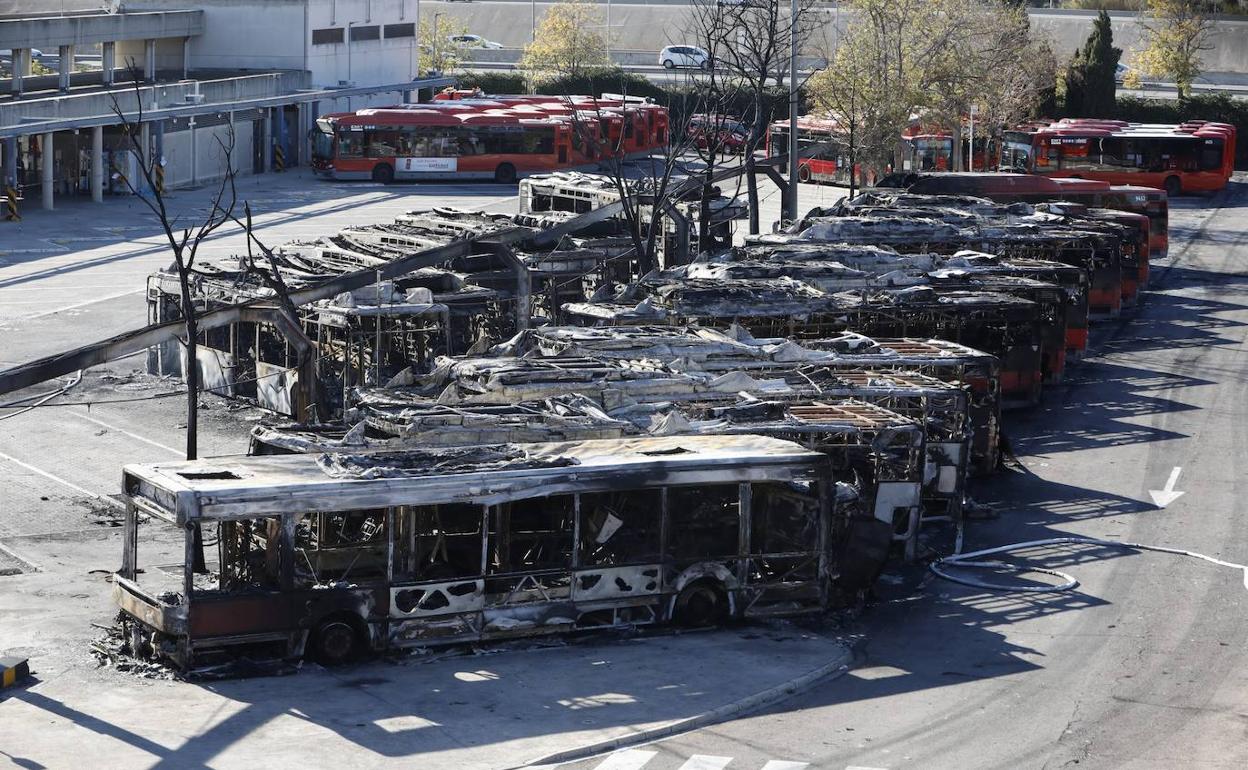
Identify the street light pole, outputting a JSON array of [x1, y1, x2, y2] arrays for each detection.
[[346, 20, 357, 85], [531, 0, 537, 42], [786, 0, 799, 222], [433, 12, 443, 73]]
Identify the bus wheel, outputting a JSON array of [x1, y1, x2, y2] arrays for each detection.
[[1164, 176, 1181, 197], [674, 580, 728, 628], [494, 163, 517, 184], [371, 163, 394, 184], [310, 615, 363, 666], [797, 164, 812, 184]]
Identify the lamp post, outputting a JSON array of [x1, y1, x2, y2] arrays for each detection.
[[346, 20, 357, 85], [786, 0, 798, 222], [433, 12, 444, 74]]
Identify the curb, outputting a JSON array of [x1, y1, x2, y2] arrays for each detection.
[[517, 641, 854, 768], [1, 657, 30, 690]]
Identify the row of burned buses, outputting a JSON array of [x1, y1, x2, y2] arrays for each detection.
[[118, 171, 1169, 672]]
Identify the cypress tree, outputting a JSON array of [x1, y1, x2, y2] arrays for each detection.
[[1079, 10, 1122, 116]]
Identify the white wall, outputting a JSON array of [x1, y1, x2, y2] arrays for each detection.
[[306, 0, 422, 88]]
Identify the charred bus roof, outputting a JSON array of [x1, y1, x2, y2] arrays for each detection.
[[123, 434, 829, 525]]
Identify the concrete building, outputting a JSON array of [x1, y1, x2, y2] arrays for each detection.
[[1, 1, 450, 216]]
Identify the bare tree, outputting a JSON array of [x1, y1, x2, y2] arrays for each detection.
[[110, 63, 238, 571], [689, 0, 818, 233]]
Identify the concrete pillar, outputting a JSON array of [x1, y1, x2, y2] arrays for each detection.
[[58, 44, 75, 92], [102, 41, 116, 86], [182, 36, 191, 78], [139, 122, 151, 193], [262, 109, 273, 172], [91, 126, 104, 203], [276, 106, 289, 168], [41, 132, 54, 211], [188, 116, 198, 186], [11, 48, 30, 97], [144, 39, 157, 82], [3, 137, 17, 190], [153, 121, 165, 192]]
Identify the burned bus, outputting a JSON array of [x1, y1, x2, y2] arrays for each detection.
[[113, 435, 848, 671]]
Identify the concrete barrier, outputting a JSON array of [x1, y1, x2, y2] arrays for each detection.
[[0, 657, 30, 690]]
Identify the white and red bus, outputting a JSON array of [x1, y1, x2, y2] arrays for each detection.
[[310, 93, 670, 183], [766, 117, 878, 186], [1000, 119, 1236, 196]]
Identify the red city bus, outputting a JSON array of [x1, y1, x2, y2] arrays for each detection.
[[1001, 119, 1236, 197], [897, 131, 995, 173], [767, 117, 877, 186], [311, 94, 669, 183]]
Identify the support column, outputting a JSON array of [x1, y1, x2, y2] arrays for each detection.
[[101, 41, 116, 86], [41, 132, 54, 211], [275, 106, 289, 169], [10, 48, 30, 97], [188, 116, 198, 186], [91, 126, 104, 203], [153, 121, 165, 193], [144, 39, 157, 82], [139, 122, 151, 193], [2, 138, 15, 188], [182, 36, 191, 78], [58, 44, 75, 92], [262, 109, 273, 172]]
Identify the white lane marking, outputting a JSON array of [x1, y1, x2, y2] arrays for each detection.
[[21, 288, 144, 321], [760, 762, 809, 770], [591, 750, 658, 770], [70, 411, 182, 456], [677, 757, 733, 770], [0, 449, 122, 508]]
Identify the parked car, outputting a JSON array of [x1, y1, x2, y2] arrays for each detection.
[[1, 48, 43, 61], [449, 34, 503, 50], [659, 45, 710, 70]]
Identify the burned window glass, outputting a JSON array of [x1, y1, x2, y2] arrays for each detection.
[[219, 517, 282, 591], [750, 483, 817, 555], [489, 496, 574, 573], [666, 485, 740, 560], [578, 490, 662, 566], [293, 510, 387, 585], [399, 503, 483, 581]]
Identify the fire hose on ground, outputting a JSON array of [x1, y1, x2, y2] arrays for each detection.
[[930, 535, 1248, 593]]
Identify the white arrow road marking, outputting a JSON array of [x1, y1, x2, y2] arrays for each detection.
[[1149, 466, 1186, 508]]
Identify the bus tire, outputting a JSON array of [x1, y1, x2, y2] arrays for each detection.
[[797, 164, 812, 183], [494, 163, 517, 184], [371, 163, 394, 184], [1164, 175, 1181, 197], [310, 614, 364, 666], [674, 580, 729, 628]]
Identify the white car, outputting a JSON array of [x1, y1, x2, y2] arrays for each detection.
[[448, 34, 503, 50], [660, 45, 710, 70]]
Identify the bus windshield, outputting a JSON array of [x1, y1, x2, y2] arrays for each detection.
[[311, 120, 335, 161], [1002, 137, 1033, 172]]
